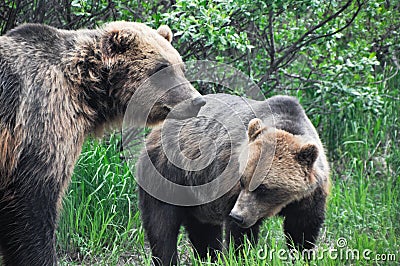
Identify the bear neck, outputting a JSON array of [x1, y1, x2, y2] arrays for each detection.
[[62, 33, 121, 136]]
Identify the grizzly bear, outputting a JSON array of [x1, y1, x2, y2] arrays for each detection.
[[137, 94, 330, 266], [0, 21, 205, 265]]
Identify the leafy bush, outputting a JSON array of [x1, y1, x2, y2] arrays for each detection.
[[1, 1, 399, 265]]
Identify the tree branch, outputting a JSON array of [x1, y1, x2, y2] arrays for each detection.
[[267, 8, 276, 69], [257, 0, 362, 88]]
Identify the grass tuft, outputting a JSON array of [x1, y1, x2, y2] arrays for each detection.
[[58, 75, 399, 265]]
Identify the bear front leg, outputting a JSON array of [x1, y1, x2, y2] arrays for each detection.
[[139, 188, 182, 266], [184, 218, 222, 261], [225, 219, 261, 251], [279, 186, 327, 251], [0, 179, 60, 266]]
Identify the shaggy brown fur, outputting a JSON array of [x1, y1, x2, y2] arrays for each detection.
[[231, 118, 330, 227], [137, 94, 330, 266], [0, 21, 204, 266]]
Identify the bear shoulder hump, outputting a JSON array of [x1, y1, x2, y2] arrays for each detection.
[[6, 23, 59, 41], [266, 95, 303, 114]]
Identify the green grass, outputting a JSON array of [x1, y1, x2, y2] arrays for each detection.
[[57, 136, 151, 265], [57, 76, 400, 265]]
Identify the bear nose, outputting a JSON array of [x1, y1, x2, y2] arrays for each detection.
[[191, 96, 206, 107], [229, 212, 244, 225]]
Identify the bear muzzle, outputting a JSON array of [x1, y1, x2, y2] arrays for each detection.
[[166, 96, 206, 120], [191, 96, 206, 107], [229, 211, 244, 225]]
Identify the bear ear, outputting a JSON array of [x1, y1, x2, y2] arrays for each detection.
[[248, 118, 265, 142], [157, 25, 173, 43], [296, 144, 319, 168], [101, 29, 137, 60]]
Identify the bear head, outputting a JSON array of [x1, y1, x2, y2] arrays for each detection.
[[229, 118, 319, 228], [69, 21, 205, 129], [102, 22, 206, 126]]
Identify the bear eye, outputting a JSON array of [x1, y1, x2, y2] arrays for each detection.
[[255, 186, 285, 203], [255, 184, 269, 194], [152, 63, 169, 75]]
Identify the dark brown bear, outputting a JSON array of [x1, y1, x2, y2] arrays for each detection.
[[137, 94, 330, 265], [0, 21, 205, 265]]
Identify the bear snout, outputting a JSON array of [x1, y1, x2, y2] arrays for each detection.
[[191, 96, 206, 107], [166, 96, 206, 120], [187, 96, 206, 116], [229, 211, 244, 225]]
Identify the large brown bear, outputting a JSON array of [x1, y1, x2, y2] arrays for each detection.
[[0, 22, 205, 265], [137, 94, 330, 266]]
